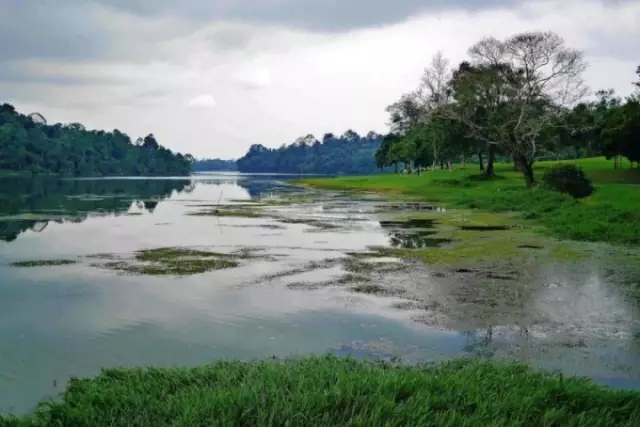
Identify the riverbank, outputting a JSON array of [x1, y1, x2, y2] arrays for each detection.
[[2, 355, 639, 426], [297, 157, 640, 245]]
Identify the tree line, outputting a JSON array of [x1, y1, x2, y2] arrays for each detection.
[[375, 32, 640, 186], [236, 130, 391, 175], [0, 103, 194, 176], [192, 158, 238, 172]]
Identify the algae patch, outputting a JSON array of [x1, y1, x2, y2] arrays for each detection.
[[187, 208, 268, 218], [92, 247, 242, 276], [11, 259, 77, 267]]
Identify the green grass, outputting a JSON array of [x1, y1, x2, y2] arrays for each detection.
[[2, 356, 639, 426], [299, 157, 640, 245]]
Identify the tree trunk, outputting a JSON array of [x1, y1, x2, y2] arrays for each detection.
[[485, 145, 495, 178], [440, 160, 444, 170], [394, 162, 398, 174], [515, 153, 535, 187], [460, 154, 465, 169], [478, 152, 485, 171], [512, 156, 519, 171], [447, 158, 452, 171]]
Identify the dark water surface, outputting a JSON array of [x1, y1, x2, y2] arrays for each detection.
[[1, 174, 639, 414]]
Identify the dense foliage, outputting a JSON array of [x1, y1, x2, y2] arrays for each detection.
[[236, 131, 391, 175], [375, 32, 640, 187], [0, 103, 193, 176], [3, 356, 639, 426], [192, 158, 237, 172], [543, 164, 594, 199]]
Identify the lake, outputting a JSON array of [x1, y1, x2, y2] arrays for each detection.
[[1, 173, 639, 414]]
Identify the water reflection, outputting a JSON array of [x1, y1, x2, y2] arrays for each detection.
[[0, 177, 193, 242]]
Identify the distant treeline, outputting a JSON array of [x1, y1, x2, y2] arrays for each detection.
[[0, 103, 193, 177], [236, 131, 391, 175], [192, 158, 238, 172]]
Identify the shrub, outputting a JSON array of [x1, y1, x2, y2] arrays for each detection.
[[543, 164, 594, 198]]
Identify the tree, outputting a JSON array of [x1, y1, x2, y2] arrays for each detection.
[[442, 32, 588, 186], [0, 103, 192, 177]]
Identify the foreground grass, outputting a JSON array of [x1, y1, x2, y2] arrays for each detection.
[[2, 356, 639, 426], [299, 157, 640, 245]]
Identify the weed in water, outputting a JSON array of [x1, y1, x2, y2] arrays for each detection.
[[10, 259, 77, 267]]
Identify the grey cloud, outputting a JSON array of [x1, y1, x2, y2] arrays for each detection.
[[94, 0, 519, 32], [0, 1, 109, 61]]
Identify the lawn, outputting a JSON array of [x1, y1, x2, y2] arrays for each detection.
[[298, 157, 640, 245], [2, 356, 639, 426]]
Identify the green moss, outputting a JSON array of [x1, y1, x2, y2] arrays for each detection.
[[10, 259, 77, 267], [4, 356, 639, 426]]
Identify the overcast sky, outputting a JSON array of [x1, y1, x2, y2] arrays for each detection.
[[1, 0, 638, 159]]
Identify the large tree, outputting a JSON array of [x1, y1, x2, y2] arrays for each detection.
[[442, 32, 588, 186]]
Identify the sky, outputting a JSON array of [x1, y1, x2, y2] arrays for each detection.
[[1, 0, 638, 159]]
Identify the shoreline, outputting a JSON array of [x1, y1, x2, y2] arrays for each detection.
[[294, 157, 640, 246]]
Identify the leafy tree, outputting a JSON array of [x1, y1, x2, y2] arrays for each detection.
[[0, 103, 192, 177]]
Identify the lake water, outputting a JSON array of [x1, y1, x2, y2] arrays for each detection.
[[1, 174, 639, 414]]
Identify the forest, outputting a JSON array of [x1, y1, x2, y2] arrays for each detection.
[[192, 158, 238, 172], [236, 131, 390, 174], [0, 104, 193, 176], [375, 32, 640, 186]]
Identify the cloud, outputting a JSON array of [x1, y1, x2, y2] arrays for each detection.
[[187, 94, 217, 108], [1, 0, 638, 160], [234, 66, 273, 90]]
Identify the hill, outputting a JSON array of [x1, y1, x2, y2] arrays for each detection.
[[236, 130, 391, 175], [0, 103, 192, 177], [192, 158, 237, 172]]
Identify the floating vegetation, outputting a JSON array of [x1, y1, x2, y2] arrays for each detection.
[[93, 247, 241, 276], [459, 225, 510, 231], [517, 244, 544, 249], [10, 259, 77, 268], [187, 209, 268, 218], [277, 218, 340, 230], [389, 230, 453, 249], [350, 283, 386, 295], [379, 218, 437, 229]]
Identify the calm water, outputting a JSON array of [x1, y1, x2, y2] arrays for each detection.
[[1, 174, 639, 414]]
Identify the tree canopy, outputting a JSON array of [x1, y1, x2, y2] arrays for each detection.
[[192, 158, 238, 172], [0, 103, 193, 176], [375, 32, 640, 186], [236, 131, 391, 175]]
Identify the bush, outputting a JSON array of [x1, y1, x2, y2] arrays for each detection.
[[543, 164, 594, 198]]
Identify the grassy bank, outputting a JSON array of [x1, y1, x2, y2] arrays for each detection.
[[2, 356, 639, 426], [299, 157, 640, 245]]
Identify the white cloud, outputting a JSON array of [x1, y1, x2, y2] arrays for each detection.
[[234, 66, 273, 89], [187, 94, 217, 108], [3, 0, 638, 160]]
